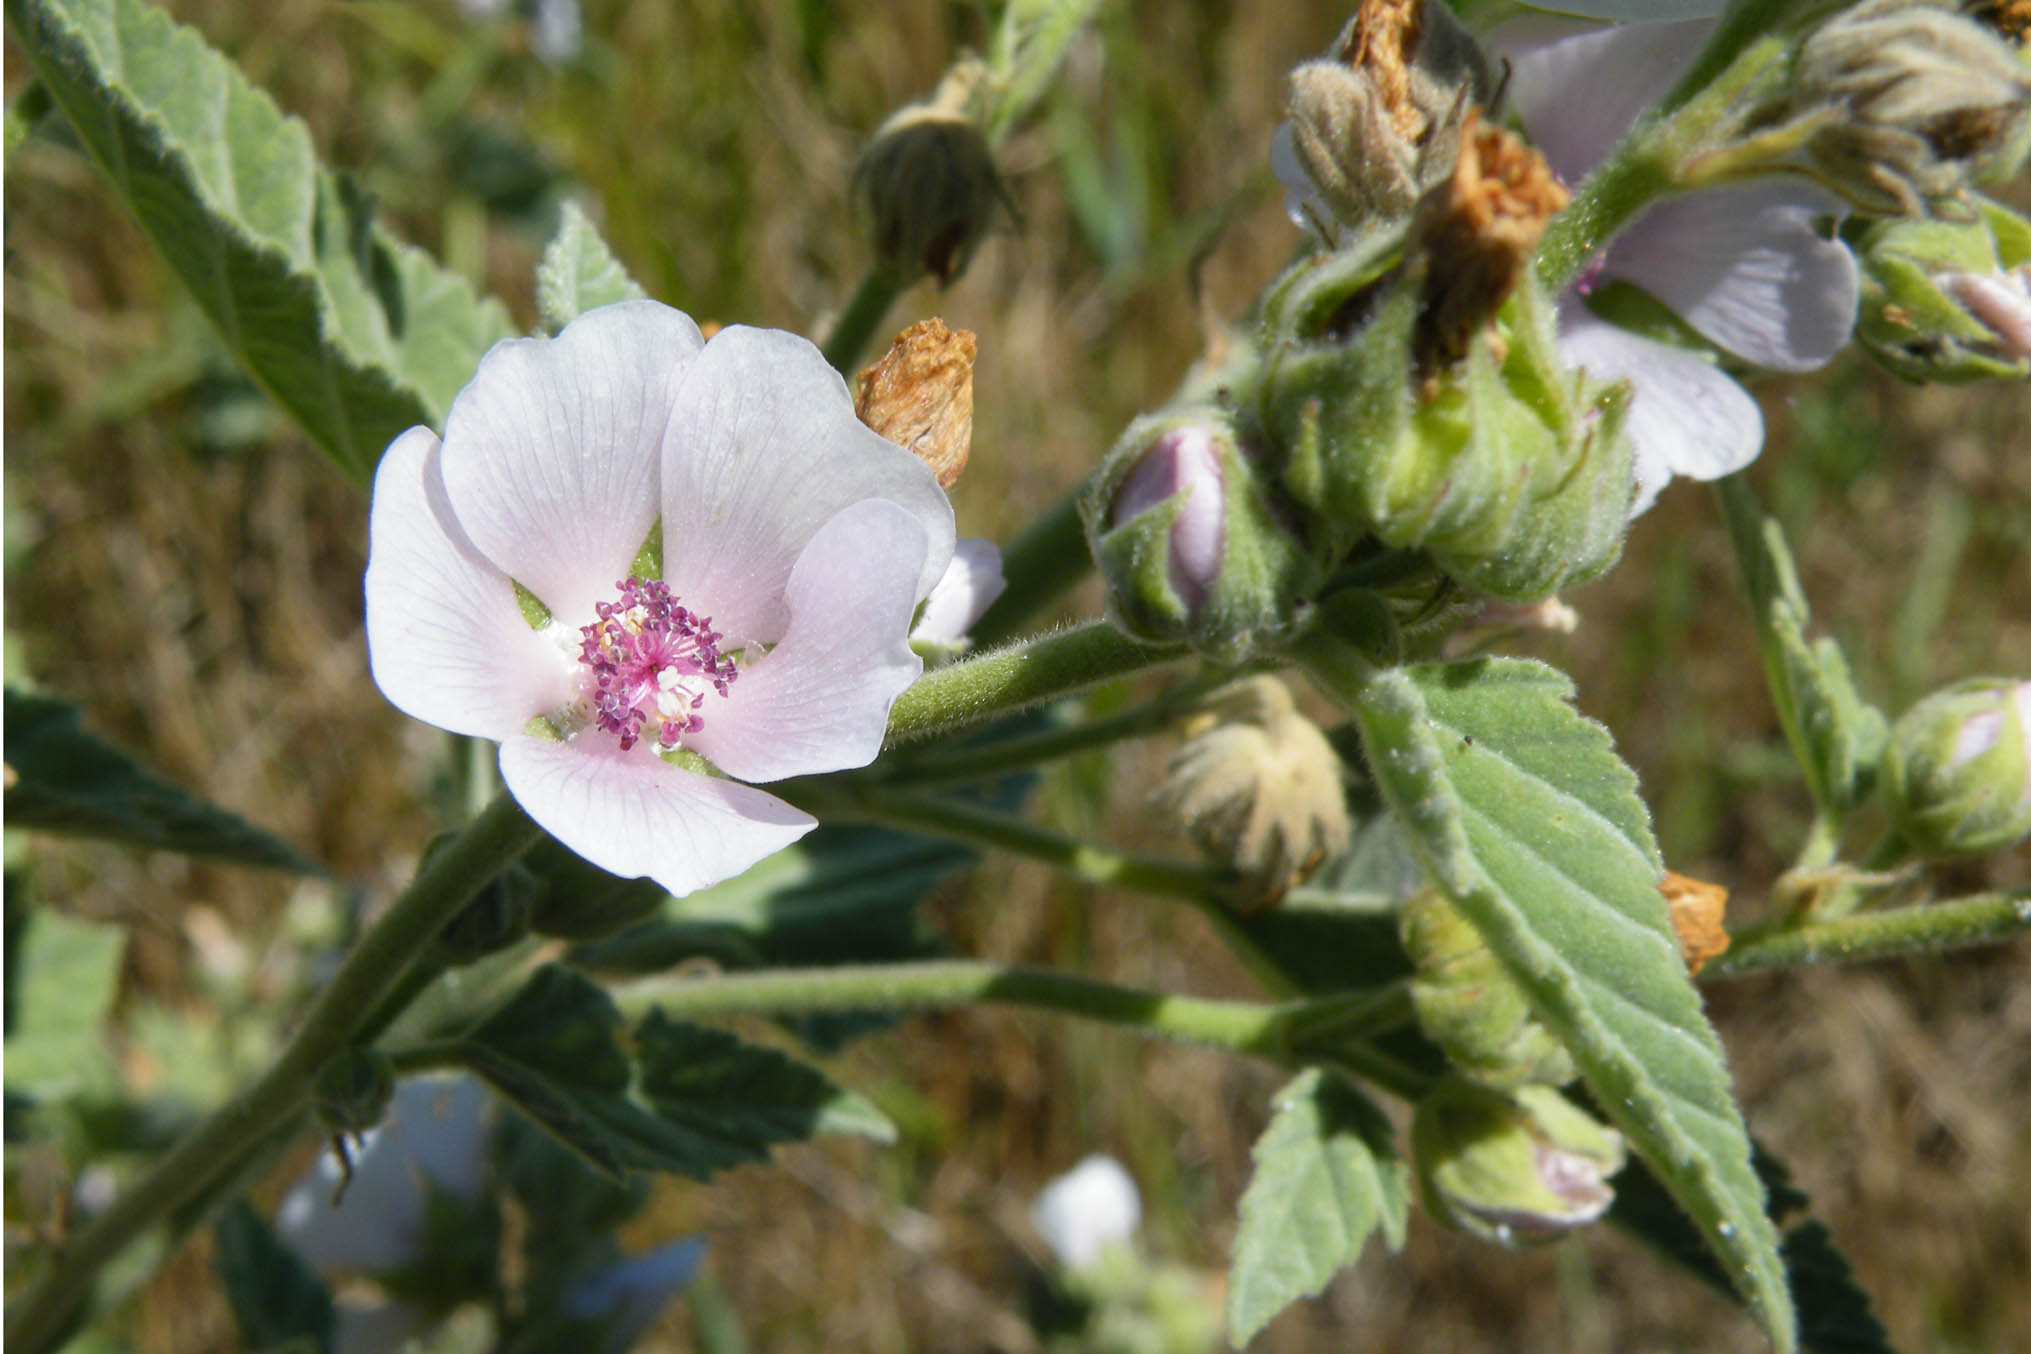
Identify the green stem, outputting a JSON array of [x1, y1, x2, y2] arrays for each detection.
[[615, 959, 1312, 1059], [840, 789, 1300, 997], [876, 681, 1202, 788], [820, 267, 908, 374], [969, 493, 1090, 646], [4, 794, 543, 1354], [1704, 891, 2031, 980], [854, 790, 1219, 900], [881, 620, 1182, 750]]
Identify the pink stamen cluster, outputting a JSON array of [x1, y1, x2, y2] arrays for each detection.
[[578, 577, 738, 751]]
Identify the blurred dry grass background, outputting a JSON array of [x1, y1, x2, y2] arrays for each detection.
[[5, 1, 2029, 1351]]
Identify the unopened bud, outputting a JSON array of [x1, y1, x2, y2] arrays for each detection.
[[1260, 218, 1633, 603], [312, 1047, 396, 1138], [1400, 887, 1576, 1087], [1083, 409, 1323, 660], [1154, 677, 1351, 911], [1882, 677, 2031, 858], [1281, 0, 1495, 239], [855, 318, 978, 487], [1746, 0, 2031, 217], [854, 60, 1005, 285], [1412, 1078, 1625, 1248], [1857, 195, 2031, 380]]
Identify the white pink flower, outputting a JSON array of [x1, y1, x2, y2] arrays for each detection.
[[1494, 16, 1861, 513], [366, 301, 954, 898]]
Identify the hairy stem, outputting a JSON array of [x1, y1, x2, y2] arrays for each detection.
[[4, 794, 543, 1354], [881, 620, 1182, 750], [615, 959, 1312, 1058], [1704, 891, 2031, 979]]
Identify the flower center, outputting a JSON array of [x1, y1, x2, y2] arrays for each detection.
[[577, 577, 738, 752]]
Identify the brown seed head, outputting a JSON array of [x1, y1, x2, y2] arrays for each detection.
[[854, 318, 978, 488]]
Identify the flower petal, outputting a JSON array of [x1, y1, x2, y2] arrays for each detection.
[[499, 734, 814, 898], [1558, 314, 1763, 516], [912, 537, 1007, 645], [1496, 17, 1714, 181], [659, 325, 955, 645], [439, 300, 704, 625], [688, 499, 928, 783], [1605, 181, 1858, 371], [365, 426, 574, 739]]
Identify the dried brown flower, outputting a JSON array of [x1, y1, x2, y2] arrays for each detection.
[[854, 318, 977, 488]]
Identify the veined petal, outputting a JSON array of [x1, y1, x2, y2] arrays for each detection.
[[912, 537, 1007, 645], [1495, 17, 1714, 181], [499, 734, 814, 898], [689, 499, 928, 783], [1605, 182, 1858, 372], [1558, 314, 1762, 517], [365, 427, 574, 739], [660, 325, 955, 646], [439, 301, 705, 625]]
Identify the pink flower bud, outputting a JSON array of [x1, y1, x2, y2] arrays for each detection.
[[1111, 424, 1228, 611]]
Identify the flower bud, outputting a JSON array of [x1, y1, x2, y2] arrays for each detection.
[[1411, 1078, 1625, 1248], [1400, 887, 1576, 1088], [1746, 0, 2031, 217], [1280, 0, 1496, 239], [1259, 136, 1634, 603], [1154, 677, 1351, 911], [1857, 196, 2031, 381], [854, 60, 1005, 285], [1083, 408, 1323, 661], [1032, 1154, 1142, 1272], [1881, 677, 2031, 858], [312, 1047, 396, 1138]]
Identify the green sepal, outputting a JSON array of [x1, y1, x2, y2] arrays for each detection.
[[1855, 196, 2031, 384]]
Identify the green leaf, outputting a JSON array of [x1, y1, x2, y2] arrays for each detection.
[[1610, 1141, 1897, 1354], [1310, 650, 1795, 1350], [3, 687, 321, 873], [457, 966, 891, 1182], [213, 1199, 335, 1354], [1226, 1067, 1408, 1346], [5, 0, 514, 483], [536, 200, 648, 334], [1718, 478, 1888, 817], [2, 908, 125, 1099]]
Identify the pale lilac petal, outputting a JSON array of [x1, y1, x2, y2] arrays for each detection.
[[1606, 182, 1858, 371], [659, 326, 955, 645], [1558, 313, 1763, 516], [1495, 18, 1714, 181], [912, 538, 1006, 645], [439, 301, 705, 625], [689, 499, 929, 783], [1269, 121, 1325, 234], [499, 735, 814, 898], [365, 427, 575, 740]]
